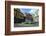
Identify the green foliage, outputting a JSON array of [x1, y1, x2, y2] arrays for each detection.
[[14, 8, 24, 19], [14, 8, 20, 12], [25, 22, 29, 24]]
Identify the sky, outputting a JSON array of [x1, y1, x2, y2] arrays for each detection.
[[20, 8, 32, 13], [19, 8, 39, 16], [20, 8, 38, 15]]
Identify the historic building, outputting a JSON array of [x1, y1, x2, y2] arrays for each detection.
[[25, 13, 33, 22]]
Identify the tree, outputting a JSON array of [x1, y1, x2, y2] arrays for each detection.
[[14, 8, 24, 19]]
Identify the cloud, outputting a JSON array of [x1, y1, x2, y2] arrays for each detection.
[[20, 8, 38, 16]]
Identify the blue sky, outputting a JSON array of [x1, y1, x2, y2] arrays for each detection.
[[19, 8, 39, 16], [20, 8, 32, 13], [20, 8, 38, 14], [20, 8, 32, 14]]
